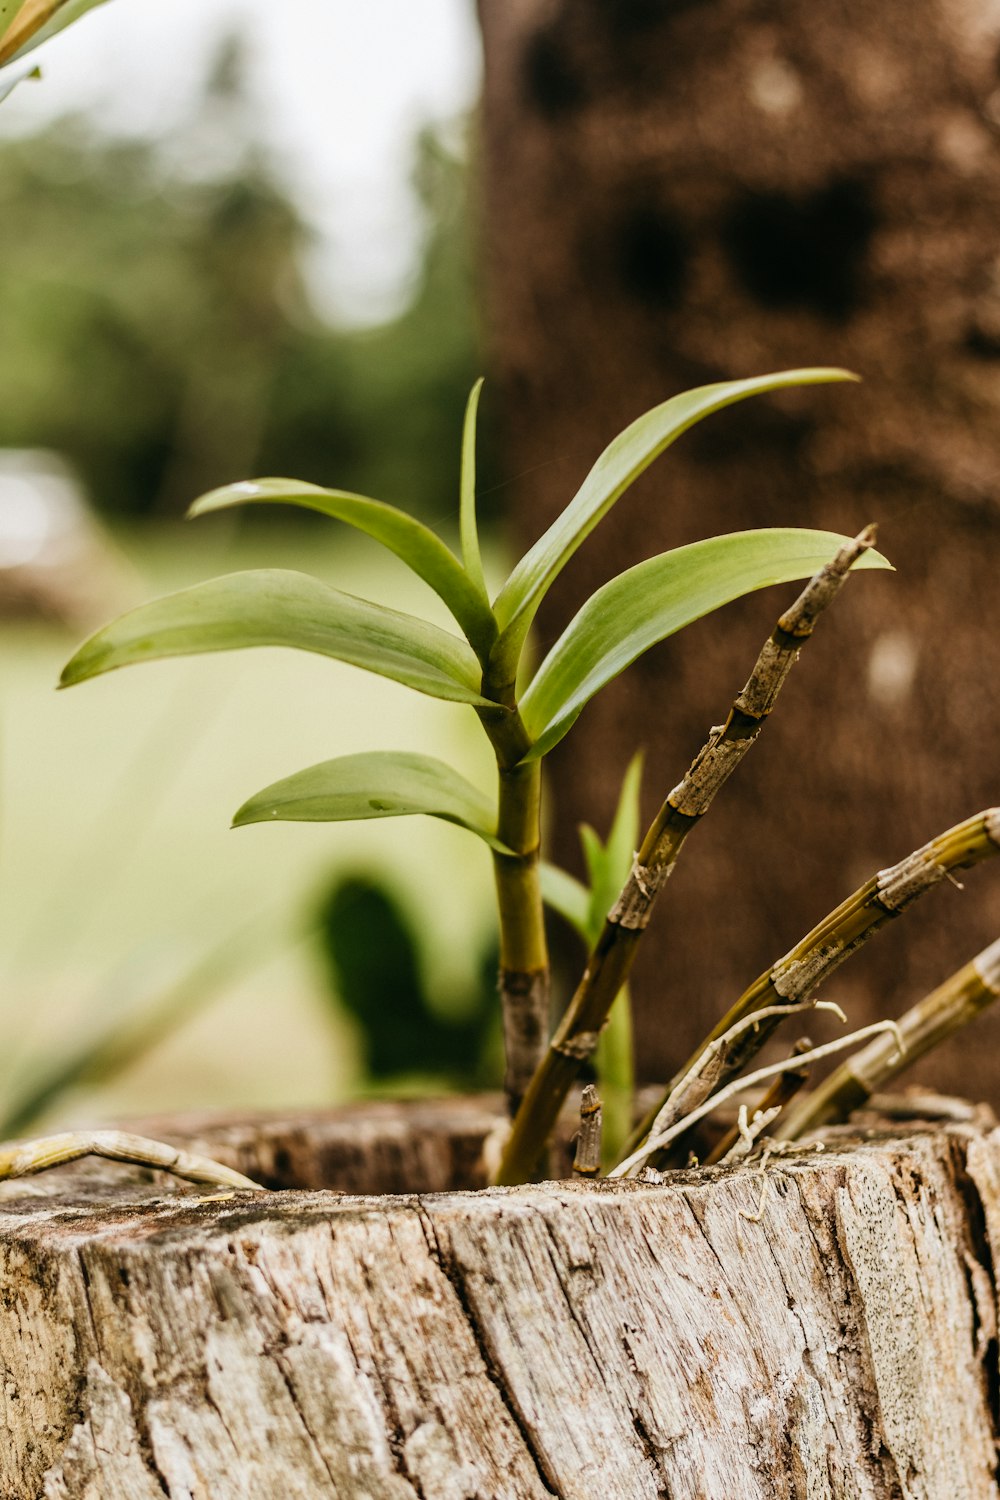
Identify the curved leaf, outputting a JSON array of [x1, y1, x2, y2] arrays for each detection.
[[233, 750, 510, 850], [543, 752, 644, 946], [459, 378, 489, 602], [491, 369, 857, 673], [0, 0, 110, 65], [586, 751, 643, 937], [189, 478, 497, 660], [519, 529, 890, 759], [60, 569, 491, 706]]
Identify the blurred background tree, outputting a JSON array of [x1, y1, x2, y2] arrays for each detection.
[[477, 0, 1000, 1103], [0, 34, 493, 522]]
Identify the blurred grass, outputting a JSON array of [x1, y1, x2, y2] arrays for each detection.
[[0, 520, 499, 1128]]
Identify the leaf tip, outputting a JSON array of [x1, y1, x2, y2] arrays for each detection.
[[231, 799, 272, 829], [57, 653, 89, 690], [188, 480, 262, 520]]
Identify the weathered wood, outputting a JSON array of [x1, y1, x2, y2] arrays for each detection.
[[2, 1102, 1000, 1497]]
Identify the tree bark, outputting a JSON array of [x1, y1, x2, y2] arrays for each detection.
[[3, 1101, 1000, 1497], [477, 0, 1000, 1102]]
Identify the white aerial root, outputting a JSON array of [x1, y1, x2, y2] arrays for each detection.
[[719, 1103, 782, 1166], [635, 999, 847, 1148], [609, 1017, 905, 1179], [0, 1130, 263, 1191]]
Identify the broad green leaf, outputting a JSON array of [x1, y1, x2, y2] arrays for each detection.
[[519, 529, 890, 759], [0, 0, 110, 65], [189, 477, 497, 661], [539, 861, 591, 940], [491, 369, 857, 674], [60, 569, 492, 706], [233, 750, 511, 851], [459, 378, 489, 602]]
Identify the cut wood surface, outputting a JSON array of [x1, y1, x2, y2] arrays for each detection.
[[3, 1100, 1000, 1497]]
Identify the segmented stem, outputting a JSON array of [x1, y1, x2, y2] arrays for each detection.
[[479, 699, 550, 1116], [0, 1131, 262, 1191], [572, 1084, 603, 1177], [776, 932, 1000, 1140], [628, 807, 1000, 1166], [494, 527, 876, 1185], [705, 1035, 814, 1164], [609, 1021, 903, 1177]]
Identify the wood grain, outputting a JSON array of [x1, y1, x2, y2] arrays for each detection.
[[2, 1102, 999, 1496]]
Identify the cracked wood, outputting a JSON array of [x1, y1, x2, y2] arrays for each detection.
[[2, 1104, 1000, 1496]]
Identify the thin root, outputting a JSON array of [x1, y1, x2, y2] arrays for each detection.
[[0, 1130, 263, 1192], [610, 1018, 906, 1179], [738, 1151, 775, 1226]]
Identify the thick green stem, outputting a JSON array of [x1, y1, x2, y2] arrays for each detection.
[[479, 698, 550, 1116], [493, 757, 549, 1111], [594, 983, 633, 1166]]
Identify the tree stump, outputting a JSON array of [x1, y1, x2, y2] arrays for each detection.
[[3, 1099, 1000, 1498]]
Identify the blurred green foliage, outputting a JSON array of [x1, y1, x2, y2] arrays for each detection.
[[317, 873, 500, 1088], [0, 41, 493, 523]]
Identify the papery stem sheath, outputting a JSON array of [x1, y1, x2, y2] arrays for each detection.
[[572, 1084, 603, 1177], [775, 933, 1000, 1140], [628, 807, 1000, 1167]]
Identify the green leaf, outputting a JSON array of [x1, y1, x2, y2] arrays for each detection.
[[189, 477, 497, 661], [579, 824, 604, 893], [491, 369, 857, 674], [233, 750, 511, 851], [459, 378, 489, 602], [60, 570, 492, 706], [519, 529, 890, 759], [539, 861, 591, 941], [587, 751, 643, 936], [0, 0, 111, 65], [544, 753, 644, 947]]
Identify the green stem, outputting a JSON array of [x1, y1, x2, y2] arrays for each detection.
[[479, 698, 550, 1117], [594, 983, 633, 1166]]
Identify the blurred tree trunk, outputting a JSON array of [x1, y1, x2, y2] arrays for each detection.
[[478, 0, 1000, 1097]]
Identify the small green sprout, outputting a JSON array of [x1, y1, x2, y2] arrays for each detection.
[[541, 752, 644, 1162]]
